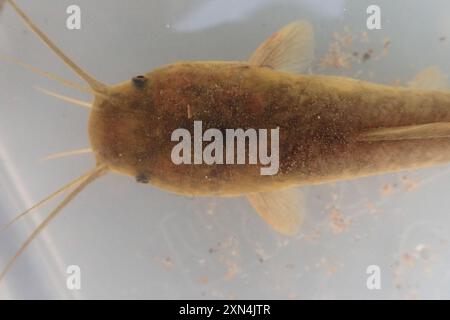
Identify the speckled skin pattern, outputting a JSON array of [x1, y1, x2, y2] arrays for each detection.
[[88, 61, 450, 196]]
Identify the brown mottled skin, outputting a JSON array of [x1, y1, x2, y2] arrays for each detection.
[[89, 61, 450, 196]]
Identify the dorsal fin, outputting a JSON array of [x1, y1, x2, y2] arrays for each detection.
[[249, 20, 314, 74], [408, 66, 448, 90]]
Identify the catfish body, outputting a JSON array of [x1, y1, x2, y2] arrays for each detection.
[[89, 61, 450, 197], [4, 1, 450, 274]]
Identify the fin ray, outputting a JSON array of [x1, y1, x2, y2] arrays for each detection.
[[357, 122, 450, 142], [247, 188, 305, 236], [249, 20, 314, 73]]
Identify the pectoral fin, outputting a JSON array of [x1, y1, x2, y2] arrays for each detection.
[[357, 122, 450, 142], [408, 66, 448, 90], [246, 188, 305, 236], [249, 20, 314, 74]]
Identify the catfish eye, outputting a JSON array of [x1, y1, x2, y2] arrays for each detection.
[[132, 75, 148, 89]]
